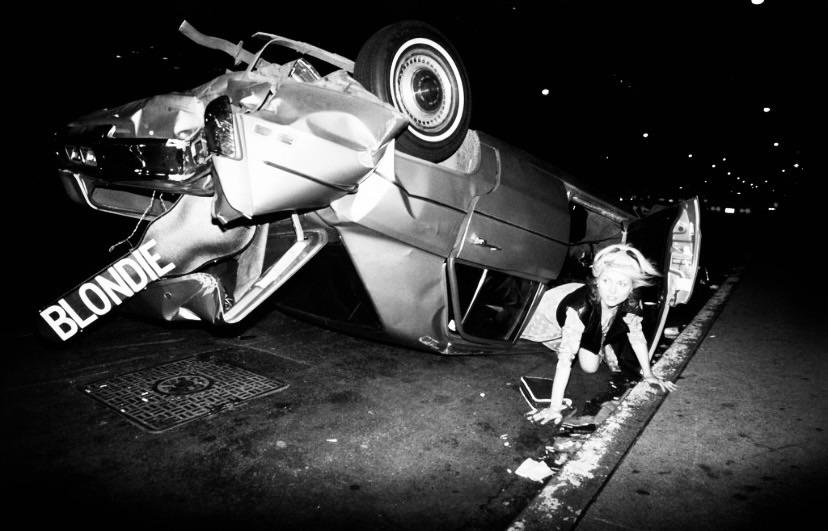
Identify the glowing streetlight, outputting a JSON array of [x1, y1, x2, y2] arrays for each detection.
[[642, 132, 649, 138], [541, 88, 549, 96], [793, 163, 800, 168], [688, 153, 693, 158], [751, 0, 764, 5], [773, 142, 780, 147], [763, 107, 771, 112]]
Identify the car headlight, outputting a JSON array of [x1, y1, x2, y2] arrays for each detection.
[[80, 146, 97, 166], [64, 145, 97, 167], [204, 96, 241, 160]]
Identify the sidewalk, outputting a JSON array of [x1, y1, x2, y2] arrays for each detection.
[[512, 205, 828, 530]]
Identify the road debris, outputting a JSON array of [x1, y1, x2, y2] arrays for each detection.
[[514, 458, 554, 482]]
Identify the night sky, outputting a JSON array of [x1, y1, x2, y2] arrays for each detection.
[[8, 0, 819, 320]]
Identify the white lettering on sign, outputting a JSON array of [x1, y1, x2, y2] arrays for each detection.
[[39, 240, 175, 341], [96, 267, 134, 304], [79, 283, 112, 316], [113, 256, 149, 291]]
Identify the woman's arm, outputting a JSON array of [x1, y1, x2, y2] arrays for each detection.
[[624, 314, 677, 392], [530, 308, 583, 425]]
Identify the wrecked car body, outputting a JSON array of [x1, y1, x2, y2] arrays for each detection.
[[44, 21, 701, 354]]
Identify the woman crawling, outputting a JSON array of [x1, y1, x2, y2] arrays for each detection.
[[521, 243, 678, 425]]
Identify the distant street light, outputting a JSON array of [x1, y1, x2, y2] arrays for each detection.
[[751, 0, 764, 5], [763, 107, 771, 112], [541, 88, 549, 96]]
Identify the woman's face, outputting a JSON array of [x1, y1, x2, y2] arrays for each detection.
[[597, 269, 634, 308]]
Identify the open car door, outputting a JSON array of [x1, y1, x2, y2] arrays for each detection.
[[624, 196, 702, 357]]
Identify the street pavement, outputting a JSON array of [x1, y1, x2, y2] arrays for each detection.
[[1, 280, 621, 530]]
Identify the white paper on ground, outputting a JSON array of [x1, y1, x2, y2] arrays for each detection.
[[514, 458, 554, 482]]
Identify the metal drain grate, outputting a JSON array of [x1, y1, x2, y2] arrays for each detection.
[[81, 357, 288, 432]]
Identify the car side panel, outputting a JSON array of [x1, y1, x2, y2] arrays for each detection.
[[334, 225, 449, 349], [473, 133, 570, 242], [455, 211, 567, 281], [326, 138, 500, 258], [454, 133, 570, 281]]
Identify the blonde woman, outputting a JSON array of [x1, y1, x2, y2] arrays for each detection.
[[521, 244, 678, 425]]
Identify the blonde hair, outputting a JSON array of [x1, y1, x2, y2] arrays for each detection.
[[591, 244, 660, 289]]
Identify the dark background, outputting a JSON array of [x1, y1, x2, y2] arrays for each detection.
[[8, 0, 819, 329]]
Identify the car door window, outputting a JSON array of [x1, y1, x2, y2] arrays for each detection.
[[448, 260, 543, 342]]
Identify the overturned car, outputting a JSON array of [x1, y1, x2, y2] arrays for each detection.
[[44, 20, 701, 355]]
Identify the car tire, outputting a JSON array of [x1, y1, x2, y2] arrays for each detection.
[[355, 20, 472, 163]]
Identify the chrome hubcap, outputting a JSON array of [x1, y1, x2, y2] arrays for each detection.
[[393, 46, 458, 136], [412, 69, 442, 112]]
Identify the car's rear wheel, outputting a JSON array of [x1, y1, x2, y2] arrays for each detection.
[[355, 20, 472, 163]]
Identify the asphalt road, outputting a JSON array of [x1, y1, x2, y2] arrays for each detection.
[[0, 296, 620, 530], [2, 263, 723, 531]]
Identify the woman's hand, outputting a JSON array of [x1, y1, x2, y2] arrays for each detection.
[[526, 407, 563, 425], [643, 375, 678, 392], [526, 399, 573, 425]]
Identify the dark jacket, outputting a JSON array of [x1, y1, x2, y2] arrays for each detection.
[[555, 284, 642, 353]]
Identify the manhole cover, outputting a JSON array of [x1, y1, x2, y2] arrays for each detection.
[[154, 374, 214, 395], [81, 357, 288, 432]]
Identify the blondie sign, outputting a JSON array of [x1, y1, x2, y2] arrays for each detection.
[[39, 240, 175, 341]]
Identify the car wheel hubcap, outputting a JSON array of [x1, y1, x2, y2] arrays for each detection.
[[391, 39, 463, 142], [412, 69, 442, 112]]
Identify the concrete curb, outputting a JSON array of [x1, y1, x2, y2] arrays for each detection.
[[507, 273, 741, 531]]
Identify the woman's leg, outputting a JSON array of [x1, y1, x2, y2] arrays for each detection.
[[577, 348, 601, 373], [603, 344, 621, 372]]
